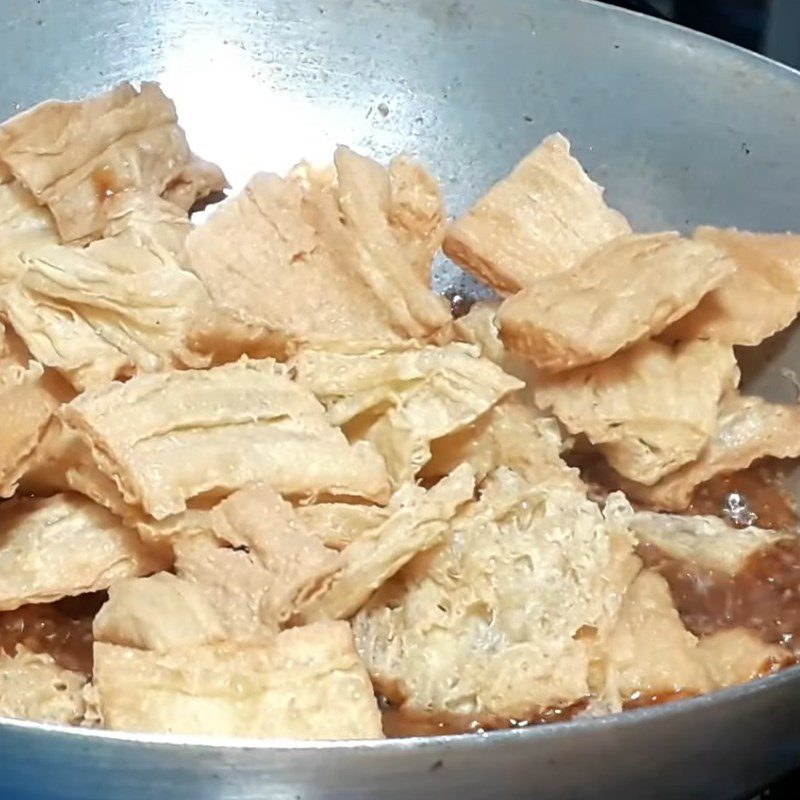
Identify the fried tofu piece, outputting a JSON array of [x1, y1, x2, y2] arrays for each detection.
[[294, 504, 390, 551], [174, 534, 276, 644], [299, 465, 475, 623], [0, 181, 58, 283], [499, 233, 736, 371], [0, 494, 169, 611], [353, 471, 639, 719], [423, 399, 583, 490], [0, 647, 87, 725], [93, 621, 384, 739], [93, 573, 226, 652], [626, 510, 788, 575], [386, 155, 445, 283], [4, 240, 211, 390], [596, 570, 711, 706], [0, 357, 59, 497], [618, 393, 800, 511], [534, 340, 739, 485], [61, 359, 391, 520], [101, 190, 192, 260], [697, 628, 792, 688], [443, 134, 631, 294], [666, 228, 800, 346], [186, 148, 449, 343], [293, 342, 522, 485], [210, 483, 342, 625], [0, 82, 226, 242]]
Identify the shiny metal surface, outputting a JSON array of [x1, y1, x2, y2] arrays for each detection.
[[3, 0, 800, 797]]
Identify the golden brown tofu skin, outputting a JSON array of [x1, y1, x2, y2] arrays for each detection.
[[499, 232, 735, 371], [0, 647, 87, 725], [298, 465, 475, 623], [443, 133, 631, 294], [186, 147, 449, 343], [617, 393, 800, 511], [93, 621, 384, 739], [292, 341, 522, 486], [93, 573, 227, 653], [666, 228, 800, 346], [534, 340, 738, 485], [596, 570, 712, 707], [353, 473, 639, 720], [0, 82, 226, 242], [0, 494, 169, 612], [61, 359, 391, 520]]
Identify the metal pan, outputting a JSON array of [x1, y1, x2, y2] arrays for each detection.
[[2, 0, 800, 797]]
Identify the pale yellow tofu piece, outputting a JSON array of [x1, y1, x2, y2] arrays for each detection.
[[534, 340, 739, 485], [0, 357, 59, 497], [294, 504, 390, 551], [619, 393, 800, 511], [499, 232, 735, 371], [0, 647, 86, 725], [0, 82, 225, 242], [100, 190, 192, 260], [173, 533, 277, 644], [93, 621, 384, 740], [597, 570, 711, 705], [443, 133, 631, 294], [0, 181, 58, 283], [353, 471, 639, 719], [186, 148, 448, 343], [666, 228, 800, 346], [697, 628, 792, 688], [386, 155, 445, 283], [4, 240, 211, 390], [61, 359, 391, 520], [0, 494, 169, 611], [210, 483, 342, 625], [299, 465, 475, 622], [626, 510, 788, 575], [293, 341, 522, 486], [423, 399, 583, 490], [93, 573, 227, 652]]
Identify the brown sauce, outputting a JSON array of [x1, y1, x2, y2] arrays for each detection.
[[639, 539, 800, 646], [91, 165, 121, 202], [687, 467, 798, 531], [380, 699, 586, 738], [0, 593, 104, 675]]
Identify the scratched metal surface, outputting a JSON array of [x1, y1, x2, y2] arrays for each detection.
[[2, 1, 800, 798]]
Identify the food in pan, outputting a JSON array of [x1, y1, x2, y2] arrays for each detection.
[[0, 82, 798, 740]]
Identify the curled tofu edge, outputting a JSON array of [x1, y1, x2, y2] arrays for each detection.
[[93, 621, 384, 740], [443, 133, 631, 294], [210, 482, 343, 626], [173, 533, 279, 644], [499, 232, 736, 371], [298, 464, 476, 623], [293, 342, 523, 486]]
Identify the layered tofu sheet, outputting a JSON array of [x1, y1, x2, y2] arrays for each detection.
[[0, 82, 798, 740]]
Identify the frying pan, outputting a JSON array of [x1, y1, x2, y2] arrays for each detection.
[[2, 0, 800, 797]]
